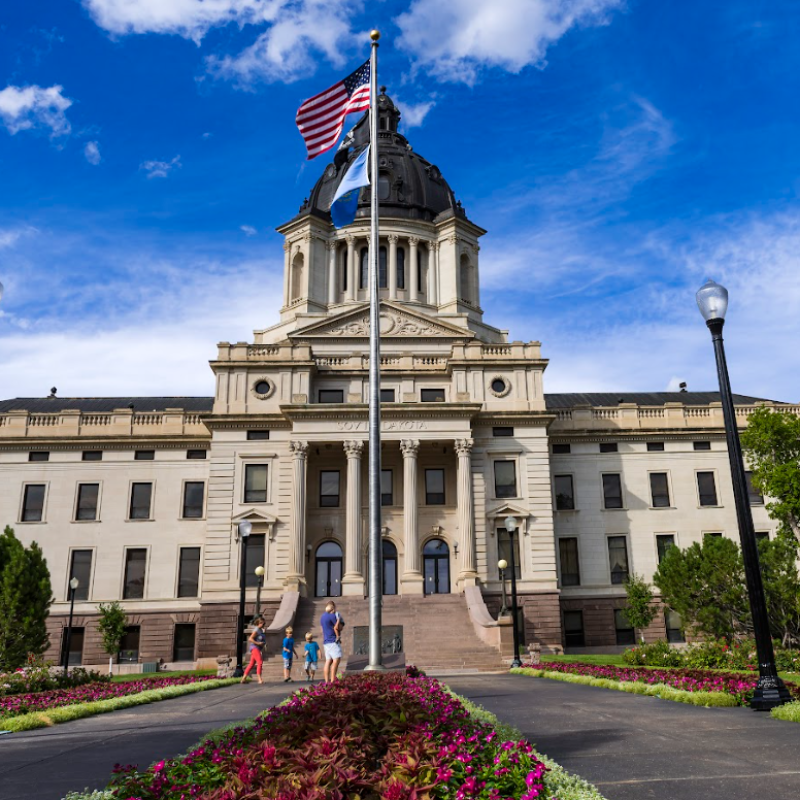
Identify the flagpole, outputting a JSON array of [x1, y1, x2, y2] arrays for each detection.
[[365, 28, 385, 672]]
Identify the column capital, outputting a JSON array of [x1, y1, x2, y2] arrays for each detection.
[[290, 440, 309, 458], [346, 234, 356, 245], [283, 241, 292, 251], [387, 233, 399, 243], [454, 438, 473, 456], [400, 439, 420, 458], [326, 240, 338, 251], [429, 240, 440, 252], [343, 440, 364, 458], [408, 236, 420, 246]]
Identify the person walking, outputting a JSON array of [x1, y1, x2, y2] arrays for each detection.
[[303, 632, 320, 682], [241, 617, 266, 684], [282, 626, 297, 683], [320, 601, 345, 683]]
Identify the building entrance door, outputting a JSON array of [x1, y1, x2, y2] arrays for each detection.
[[423, 538, 450, 595], [315, 541, 343, 597]]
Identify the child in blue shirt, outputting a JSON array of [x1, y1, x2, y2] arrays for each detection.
[[282, 626, 297, 683], [303, 632, 321, 682]]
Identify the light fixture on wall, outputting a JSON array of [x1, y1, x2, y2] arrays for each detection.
[[306, 544, 313, 562], [453, 542, 459, 557]]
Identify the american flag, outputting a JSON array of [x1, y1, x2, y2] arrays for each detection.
[[296, 59, 371, 160]]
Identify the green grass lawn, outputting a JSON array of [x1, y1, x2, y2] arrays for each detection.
[[111, 669, 216, 683]]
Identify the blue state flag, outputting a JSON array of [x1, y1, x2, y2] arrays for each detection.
[[329, 145, 370, 228]]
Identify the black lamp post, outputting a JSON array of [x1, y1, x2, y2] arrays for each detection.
[[504, 516, 522, 668], [498, 559, 509, 617], [62, 577, 79, 672], [252, 565, 265, 623], [696, 280, 791, 710], [233, 520, 252, 678]]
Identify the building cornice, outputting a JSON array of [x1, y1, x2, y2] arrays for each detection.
[[279, 402, 483, 423]]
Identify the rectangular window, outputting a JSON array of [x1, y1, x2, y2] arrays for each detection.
[[647, 442, 665, 452], [693, 441, 711, 451], [60, 626, 85, 666], [173, 624, 196, 662], [381, 469, 393, 506], [697, 471, 718, 506], [614, 608, 636, 646], [554, 475, 575, 510], [704, 532, 723, 539], [745, 471, 764, 505], [497, 529, 522, 579], [186, 449, 207, 459], [318, 390, 344, 403], [420, 388, 445, 402], [118, 625, 140, 663], [397, 247, 405, 290], [182, 481, 205, 519], [319, 470, 340, 507], [76, 483, 99, 521], [493, 427, 514, 437], [21, 484, 46, 522], [552, 443, 571, 454], [425, 469, 445, 505], [493, 460, 517, 499], [129, 483, 153, 520], [599, 442, 618, 453], [245, 534, 266, 587], [28, 451, 49, 462], [82, 450, 102, 461], [177, 547, 201, 598], [134, 450, 155, 460], [244, 465, 268, 503], [246, 430, 270, 441], [380, 389, 395, 403], [563, 610, 585, 648], [607, 536, 629, 584], [649, 473, 671, 507], [558, 538, 580, 586], [602, 474, 623, 509], [69, 550, 92, 601], [123, 549, 147, 599], [656, 534, 675, 564], [665, 609, 684, 643], [755, 531, 770, 543]]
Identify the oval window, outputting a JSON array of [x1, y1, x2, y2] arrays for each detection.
[[491, 378, 506, 394], [254, 380, 271, 395]]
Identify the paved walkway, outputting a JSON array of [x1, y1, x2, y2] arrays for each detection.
[[446, 674, 800, 800]]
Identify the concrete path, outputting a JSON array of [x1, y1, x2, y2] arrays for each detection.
[[0, 682, 295, 800], [446, 674, 800, 800]]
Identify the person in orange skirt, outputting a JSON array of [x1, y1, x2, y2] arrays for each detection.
[[241, 617, 266, 684]]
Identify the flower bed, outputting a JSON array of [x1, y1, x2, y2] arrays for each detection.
[[515, 662, 800, 706], [108, 672, 604, 800], [0, 674, 220, 720]]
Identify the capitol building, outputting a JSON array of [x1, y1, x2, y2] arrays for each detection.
[[0, 91, 792, 671]]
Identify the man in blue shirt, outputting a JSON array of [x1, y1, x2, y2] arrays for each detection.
[[320, 601, 344, 682]]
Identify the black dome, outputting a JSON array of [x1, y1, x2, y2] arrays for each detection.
[[296, 88, 466, 224]]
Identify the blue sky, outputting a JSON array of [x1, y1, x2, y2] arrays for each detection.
[[1, 1, 799, 402]]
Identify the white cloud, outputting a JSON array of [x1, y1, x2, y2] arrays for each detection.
[[396, 99, 435, 129], [0, 84, 72, 136], [240, 224, 258, 236], [140, 155, 181, 178], [84, 140, 101, 164], [395, 0, 624, 83]]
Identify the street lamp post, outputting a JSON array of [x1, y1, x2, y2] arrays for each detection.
[[504, 516, 522, 668], [497, 559, 509, 616], [696, 280, 791, 710], [252, 565, 265, 622], [233, 520, 252, 678], [62, 577, 79, 673]]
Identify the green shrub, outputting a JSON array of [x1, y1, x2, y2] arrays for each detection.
[[622, 639, 684, 667], [771, 701, 800, 723]]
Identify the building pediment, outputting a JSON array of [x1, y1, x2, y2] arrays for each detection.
[[288, 301, 474, 341]]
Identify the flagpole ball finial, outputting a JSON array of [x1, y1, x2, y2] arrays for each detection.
[[370, 29, 380, 41]]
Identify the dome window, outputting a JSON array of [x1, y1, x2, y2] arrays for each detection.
[[378, 174, 391, 200]]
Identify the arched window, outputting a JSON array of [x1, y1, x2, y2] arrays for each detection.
[[315, 541, 343, 597], [379, 246, 387, 289], [291, 253, 304, 302], [396, 247, 405, 289], [341, 248, 347, 292], [359, 247, 368, 289], [382, 540, 397, 595], [423, 538, 450, 595], [459, 254, 472, 304], [378, 174, 390, 200]]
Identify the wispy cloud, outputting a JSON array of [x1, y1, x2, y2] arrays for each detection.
[[139, 155, 181, 179], [240, 224, 257, 236], [0, 84, 72, 136], [396, 98, 436, 129], [83, 140, 101, 164]]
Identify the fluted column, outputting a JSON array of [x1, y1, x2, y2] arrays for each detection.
[[327, 241, 338, 305], [455, 438, 478, 587], [388, 234, 398, 300], [282, 241, 291, 307], [346, 235, 356, 302], [429, 241, 440, 307], [287, 440, 309, 592], [400, 439, 424, 594], [409, 237, 419, 302], [342, 440, 365, 595]]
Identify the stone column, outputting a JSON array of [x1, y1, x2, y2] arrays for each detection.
[[388, 234, 398, 300], [346, 235, 356, 302], [341, 440, 365, 595], [409, 237, 419, 302], [282, 241, 291, 307], [429, 241, 440, 307], [455, 438, 478, 587], [327, 241, 338, 305], [400, 439, 424, 594], [287, 440, 309, 592]]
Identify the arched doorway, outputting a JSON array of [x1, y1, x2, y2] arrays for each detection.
[[423, 539, 450, 595], [382, 540, 398, 595], [315, 541, 342, 597]]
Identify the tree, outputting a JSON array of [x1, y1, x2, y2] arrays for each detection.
[[758, 532, 800, 647], [0, 526, 53, 671], [741, 406, 800, 542], [623, 574, 657, 643], [97, 601, 127, 669], [653, 535, 749, 641]]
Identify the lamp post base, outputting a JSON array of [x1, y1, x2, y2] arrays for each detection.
[[232, 666, 244, 678], [363, 663, 388, 672], [749, 675, 793, 711]]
